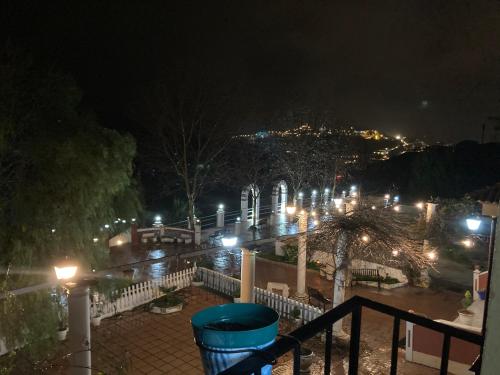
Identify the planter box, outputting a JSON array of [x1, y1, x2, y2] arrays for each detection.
[[57, 328, 68, 341], [92, 316, 103, 327], [151, 303, 183, 315], [356, 281, 408, 290]]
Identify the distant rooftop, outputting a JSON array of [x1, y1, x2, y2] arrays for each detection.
[[470, 183, 500, 203]]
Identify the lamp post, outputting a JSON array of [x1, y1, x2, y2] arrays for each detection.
[[295, 210, 309, 302], [466, 215, 498, 337], [54, 260, 91, 375], [222, 237, 256, 303]]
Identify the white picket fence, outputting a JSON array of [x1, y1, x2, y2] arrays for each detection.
[[198, 267, 323, 324], [91, 267, 196, 318]]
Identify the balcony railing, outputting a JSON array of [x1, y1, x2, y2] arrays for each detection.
[[220, 295, 483, 375]]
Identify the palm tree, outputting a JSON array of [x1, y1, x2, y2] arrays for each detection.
[[311, 206, 433, 338]]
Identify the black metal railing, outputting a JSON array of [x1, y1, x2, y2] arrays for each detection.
[[220, 295, 483, 375]]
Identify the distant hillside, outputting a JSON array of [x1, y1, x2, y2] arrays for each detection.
[[359, 141, 500, 201]]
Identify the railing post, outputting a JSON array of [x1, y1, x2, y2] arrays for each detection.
[[348, 304, 362, 375], [390, 317, 400, 375], [324, 325, 333, 375], [439, 334, 451, 375]]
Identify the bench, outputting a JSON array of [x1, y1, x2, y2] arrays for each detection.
[[351, 268, 381, 289], [307, 287, 331, 310]]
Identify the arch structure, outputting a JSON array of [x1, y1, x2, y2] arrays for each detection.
[[271, 180, 288, 215], [241, 184, 260, 225]]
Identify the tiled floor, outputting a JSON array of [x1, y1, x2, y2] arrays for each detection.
[[90, 287, 228, 374]]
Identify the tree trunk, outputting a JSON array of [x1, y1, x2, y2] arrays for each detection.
[[332, 231, 349, 338], [187, 196, 195, 229]]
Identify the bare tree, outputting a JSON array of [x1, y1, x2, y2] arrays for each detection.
[[310, 207, 432, 338], [147, 79, 231, 227]]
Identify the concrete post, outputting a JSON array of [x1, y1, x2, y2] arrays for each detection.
[[240, 248, 256, 303], [216, 205, 225, 228], [425, 202, 437, 223], [194, 220, 201, 245], [68, 286, 91, 375], [295, 211, 308, 302]]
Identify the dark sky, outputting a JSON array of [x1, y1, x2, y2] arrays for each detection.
[[3, 0, 500, 142]]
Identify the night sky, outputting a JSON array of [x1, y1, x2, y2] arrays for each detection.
[[3, 0, 500, 142]]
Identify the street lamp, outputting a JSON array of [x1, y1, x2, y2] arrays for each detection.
[[221, 236, 238, 248], [466, 218, 482, 231], [415, 202, 424, 210], [54, 259, 91, 375]]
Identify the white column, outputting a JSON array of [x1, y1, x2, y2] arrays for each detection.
[[240, 248, 256, 303], [241, 190, 249, 222], [68, 285, 91, 375], [311, 191, 317, 208], [296, 211, 308, 301], [323, 189, 330, 207], [271, 190, 279, 215], [297, 193, 304, 209], [425, 202, 437, 223], [194, 220, 201, 245], [275, 239, 285, 256], [216, 205, 225, 228]]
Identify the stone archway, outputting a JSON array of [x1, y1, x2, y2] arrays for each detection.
[[241, 184, 260, 226], [271, 180, 288, 215]]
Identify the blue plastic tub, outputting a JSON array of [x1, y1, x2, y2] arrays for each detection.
[[191, 303, 279, 374]]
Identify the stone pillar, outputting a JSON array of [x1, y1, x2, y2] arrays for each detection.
[[417, 239, 431, 288], [271, 190, 279, 215], [240, 248, 256, 303], [323, 189, 330, 207], [275, 239, 285, 256], [234, 218, 242, 236], [295, 211, 308, 302], [68, 285, 91, 375], [216, 205, 225, 228], [194, 220, 201, 245], [473, 265, 481, 301], [426, 202, 437, 223]]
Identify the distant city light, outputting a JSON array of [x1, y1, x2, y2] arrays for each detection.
[[361, 235, 369, 242], [312, 190, 317, 195], [392, 250, 399, 257], [395, 135, 401, 140], [351, 200, 357, 205], [51, 228, 56, 233], [324, 188, 330, 193], [122, 219, 126, 223], [104, 224, 110, 229], [236, 217, 241, 222], [351, 185, 357, 191], [93, 238, 99, 243], [384, 194, 390, 199], [286, 206, 296, 215], [131, 218, 136, 222], [333, 198, 343, 208], [218, 204, 224, 210], [427, 251, 437, 260], [313, 219, 319, 226], [371, 205, 377, 210], [298, 192, 303, 198], [393, 205, 400, 212], [337, 208, 343, 213], [415, 202, 424, 210]]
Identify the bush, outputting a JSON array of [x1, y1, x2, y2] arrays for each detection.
[[153, 286, 183, 308]]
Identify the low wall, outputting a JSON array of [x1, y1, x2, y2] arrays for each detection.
[[351, 259, 408, 283], [406, 320, 480, 375]]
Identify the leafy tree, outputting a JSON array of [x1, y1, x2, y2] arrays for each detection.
[[0, 52, 140, 274]]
